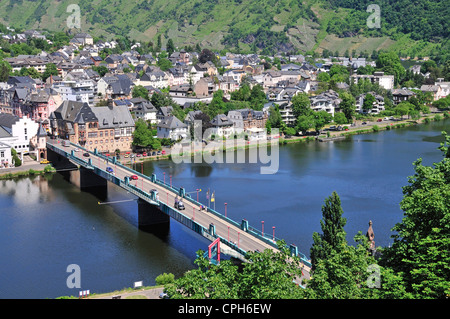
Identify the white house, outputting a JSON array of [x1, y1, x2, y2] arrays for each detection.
[[309, 90, 341, 117], [133, 101, 158, 124], [356, 92, 385, 114], [209, 114, 234, 138], [157, 116, 188, 140], [0, 140, 13, 168], [350, 71, 394, 90], [0, 113, 39, 160]]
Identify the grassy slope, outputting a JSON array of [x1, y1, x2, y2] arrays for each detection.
[[0, 0, 442, 57]]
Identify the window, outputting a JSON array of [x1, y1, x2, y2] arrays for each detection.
[[0, 151, 4, 158]]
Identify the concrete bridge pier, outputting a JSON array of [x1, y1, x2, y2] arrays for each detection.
[[78, 167, 108, 200], [137, 198, 170, 233]]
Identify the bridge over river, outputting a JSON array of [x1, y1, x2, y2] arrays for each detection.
[[46, 138, 311, 283]]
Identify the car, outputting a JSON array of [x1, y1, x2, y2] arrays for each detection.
[[83, 152, 90, 157], [362, 122, 367, 125], [106, 167, 114, 173], [136, 153, 142, 157], [174, 199, 185, 210], [143, 152, 147, 156], [73, 148, 80, 152], [162, 150, 166, 155], [124, 154, 129, 158], [40, 159, 50, 164], [159, 292, 169, 299], [377, 119, 382, 122], [152, 151, 156, 156], [130, 175, 138, 180]]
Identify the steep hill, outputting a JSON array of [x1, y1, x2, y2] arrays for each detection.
[[0, 0, 447, 60]]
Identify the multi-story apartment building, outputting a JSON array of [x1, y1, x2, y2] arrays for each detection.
[[50, 101, 135, 153]]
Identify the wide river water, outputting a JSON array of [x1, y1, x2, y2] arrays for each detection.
[[1, 119, 449, 298]]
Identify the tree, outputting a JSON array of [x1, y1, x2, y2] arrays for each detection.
[[267, 106, 283, 129], [310, 191, 347, 270], [313, 111, 332, 133], [198, 48, 217, 65], [376, 52, 406, 86], [339, 91, 356, 123], [0, 59, 12, 82], [306, 232, 378, 299], [395, 102, 412, 119], [164, 241, 305, 299], [380, 132, 450, 298], [92, 65, 108, 77], [317, 72, 331, 83], [295, 114, 315, 135], [42, 63, 59, 82], [362, 93, 376, 112], [333, 112, 348, 125], [166, 38, 175, 57], [132, 119, 161, 150], [157, 57, 172, 71], [132, 85, 149, 100], [291, 93, 312, 119]]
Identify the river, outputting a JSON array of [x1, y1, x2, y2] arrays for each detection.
[[0, 119, 448, 298]]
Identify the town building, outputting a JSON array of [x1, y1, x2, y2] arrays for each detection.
[[49, 101, 134, 153], [157, 116, 188, 140], [350, 71, 394, 90]]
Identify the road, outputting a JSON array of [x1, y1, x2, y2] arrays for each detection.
[[48, 139, 311, 282]]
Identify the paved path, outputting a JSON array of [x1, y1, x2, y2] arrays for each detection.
[[0, 155, 48, 175], [90, 287, 165, 299]]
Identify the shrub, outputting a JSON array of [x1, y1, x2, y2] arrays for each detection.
[[155, 273, 175, 286], [372, 125, 379, 132]]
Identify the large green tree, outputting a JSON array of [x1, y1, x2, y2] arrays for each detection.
[[380, 132, 450, 298], [339, 91, 356, 123], [291, 92, 312, 119], [310, 191, 347, 270]]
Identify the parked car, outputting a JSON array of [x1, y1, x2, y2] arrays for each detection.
[[40, 159, 50, 164], [377, 118, 382, 122], [106, 167, 114, 173], [143, 152, 147, 156], [362, 122, 367, 125], [83, 152, 90, 157], [174, 199, 185, 210], [136, 153, 142, 157], [159, 292, 169, 299], [130, 175, 138, 180]]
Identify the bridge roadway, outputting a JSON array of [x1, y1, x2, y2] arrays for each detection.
[[47, 139, 311, 282]]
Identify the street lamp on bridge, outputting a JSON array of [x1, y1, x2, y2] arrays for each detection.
[[261, 221, 264, 237]]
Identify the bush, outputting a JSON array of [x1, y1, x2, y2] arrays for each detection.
[[13, 155, 21, 167], [155, 273, 175, 286], [372, 125, 379, 132]]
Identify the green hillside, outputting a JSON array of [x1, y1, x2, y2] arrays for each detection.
[[0, 0, 447, 61]]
